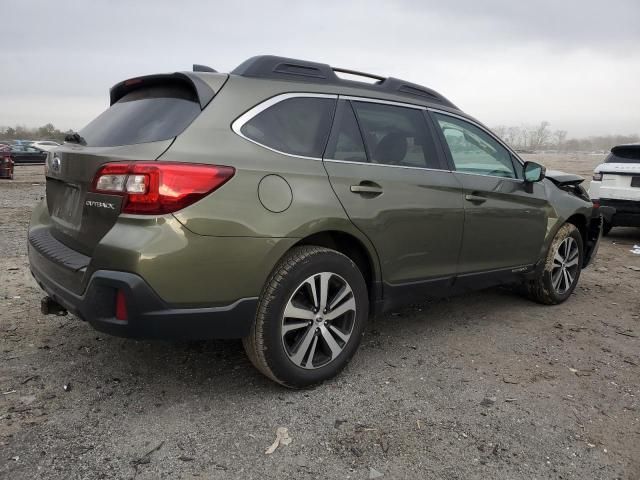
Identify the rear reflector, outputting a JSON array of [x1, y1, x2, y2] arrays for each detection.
[[115, 289, 128, 321], [91, 162, 235, 214]]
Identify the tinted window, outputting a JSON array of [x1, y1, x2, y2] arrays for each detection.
[[434, 113, 516, 178], [351, 101, 439, 169], [324, 101, 367, 162], [79, 85, 201, 147], [241, 97, 336, 157], [607, 146, 640, 164]]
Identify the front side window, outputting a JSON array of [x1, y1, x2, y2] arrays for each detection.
[[241, 97, 336, 157], [433, 113, 516, 178], [351, 101, 439, 169]]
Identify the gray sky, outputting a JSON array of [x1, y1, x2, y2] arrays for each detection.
[[2, 0, 639, 137]]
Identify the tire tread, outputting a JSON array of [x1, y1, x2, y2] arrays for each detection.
[[243, 245, 357, 388]]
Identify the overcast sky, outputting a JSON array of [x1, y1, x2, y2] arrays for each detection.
[[2, 0, 639, 137]]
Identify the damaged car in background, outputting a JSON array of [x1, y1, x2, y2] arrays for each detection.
[[28, 55, 602, 387]]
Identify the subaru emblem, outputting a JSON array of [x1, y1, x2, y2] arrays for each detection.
[[51, 155, 61, 173]]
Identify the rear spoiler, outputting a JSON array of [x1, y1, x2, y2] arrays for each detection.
[[110, 72, 216, 109]]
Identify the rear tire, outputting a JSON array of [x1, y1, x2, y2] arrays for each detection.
[[243, 246, 368, 388], [525, 223, 583, 305]]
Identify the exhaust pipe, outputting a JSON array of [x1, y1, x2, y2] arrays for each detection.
[[41, 296, 68, 316]]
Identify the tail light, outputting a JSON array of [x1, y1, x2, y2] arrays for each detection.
[[592, 172, 602, 181], [91, 162, 235, 214]]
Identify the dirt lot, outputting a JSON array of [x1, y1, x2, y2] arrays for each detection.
[[1, 155, 639, 480]]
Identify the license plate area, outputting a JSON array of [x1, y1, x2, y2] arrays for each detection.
[[631, 176, 640, 188], [49, 182, 83, 229]]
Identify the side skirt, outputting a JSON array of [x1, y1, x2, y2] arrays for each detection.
[[380, 265, 535, 314]]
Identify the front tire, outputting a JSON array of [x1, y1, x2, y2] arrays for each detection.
[[243, 246, 368, 388], [525, 223, 583, 305]]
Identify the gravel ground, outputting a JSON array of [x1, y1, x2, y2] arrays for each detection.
[[1, 156, 639, 480]]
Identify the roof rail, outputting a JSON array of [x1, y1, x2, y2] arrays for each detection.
[[332, 67, 386, 83], [230, 55, 457, 109]]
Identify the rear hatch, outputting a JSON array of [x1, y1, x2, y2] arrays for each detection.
[[599, 145, 640, 201], [44, 72, 226, 255]]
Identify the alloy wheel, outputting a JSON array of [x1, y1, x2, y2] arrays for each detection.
[[551, 237, 580, 295], [281, 272, 356, 369]]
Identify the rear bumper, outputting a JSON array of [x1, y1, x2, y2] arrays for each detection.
[[29, 245, 258, 340], [600, 198, 640, 227]]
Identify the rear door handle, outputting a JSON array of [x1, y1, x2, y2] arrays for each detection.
[[350, 183, 383, 195], [464, 194, 487, 204]]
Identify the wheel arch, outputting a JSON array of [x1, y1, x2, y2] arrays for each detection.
[[565, 213, 588, 247], [293, 230, 382, 313]]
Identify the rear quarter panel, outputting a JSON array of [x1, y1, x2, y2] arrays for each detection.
[[159, 76, 383, 287]]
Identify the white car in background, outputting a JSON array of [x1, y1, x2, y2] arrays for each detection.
[[30, 141, 61, 152], [588, 144, 640, 235]]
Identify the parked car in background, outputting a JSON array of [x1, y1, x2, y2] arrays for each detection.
[[29, 55, 602, 387], [10, 145, 47, 164], [0, 145, 14, 179], [12, 140, 35, 146], [588, 144, 640, 234], [31, 140, 61, 152]]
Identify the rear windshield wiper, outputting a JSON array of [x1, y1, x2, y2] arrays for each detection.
[[64, 131, 86, 145]]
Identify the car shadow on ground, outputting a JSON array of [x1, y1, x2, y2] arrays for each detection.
[[43, 284, 533, 403]]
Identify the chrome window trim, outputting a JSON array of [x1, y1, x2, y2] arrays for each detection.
[[231, 92, 338, 161], [230, 92, 524, 180], [339, 95, 426, 110], [324, 158, 451, 173], [452, 170, 525, 183], [427, 107, 525, 168]]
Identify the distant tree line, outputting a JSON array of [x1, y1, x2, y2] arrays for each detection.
[[1, 121, 638, 153], [491, 121, 639, 153], [0, 124, 72, 143]]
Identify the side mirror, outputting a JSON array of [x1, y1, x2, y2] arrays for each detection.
[[523, 161, 546, 183]]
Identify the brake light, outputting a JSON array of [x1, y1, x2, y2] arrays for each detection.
[[91, 162, 235, 214]]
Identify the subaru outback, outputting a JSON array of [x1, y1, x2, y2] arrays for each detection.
[[29, 55, 602, 387]]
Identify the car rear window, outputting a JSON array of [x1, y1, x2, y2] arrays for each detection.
[[79, 85, 201, 147], [240, 97, 336, 158], [607, 146, 640, 164]]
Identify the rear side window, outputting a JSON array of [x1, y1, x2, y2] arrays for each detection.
[[80, 85, 201, 147], [324, 101, 367, 162], [240, 97, 336, 158], [351, 101, 440, 169]]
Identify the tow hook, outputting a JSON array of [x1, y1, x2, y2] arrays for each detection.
[[41, 296, 68, 316]]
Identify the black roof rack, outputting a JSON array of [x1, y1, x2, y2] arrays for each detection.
[[230, 55, 457, 109]]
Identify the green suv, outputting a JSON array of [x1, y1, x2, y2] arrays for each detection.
[[29, 56, 602, 387]]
